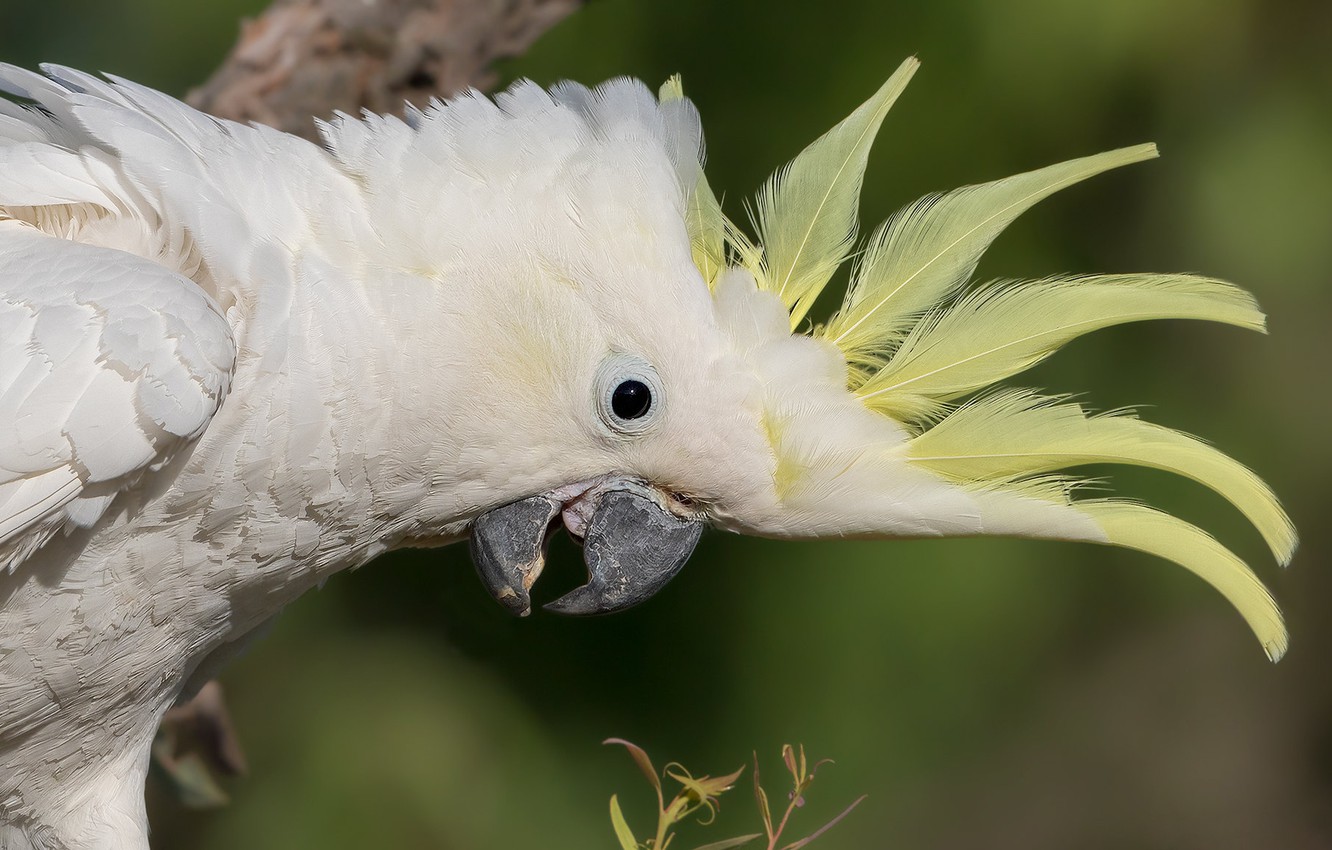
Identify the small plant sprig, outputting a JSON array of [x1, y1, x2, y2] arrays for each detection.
[[752, 744, 866, 850], [604, 739, 865, 850]]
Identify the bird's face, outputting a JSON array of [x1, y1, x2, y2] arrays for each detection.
[[446, 69, 1040, 620], [454, 192, 984, 618], [455, 210, 809, 617], [376, 66, 1287, 656]]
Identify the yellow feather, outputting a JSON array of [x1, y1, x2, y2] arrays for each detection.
[[751, 57, 919, 328], [1073, 501, 1287, 661], [714, 58, 1292, 662], [858, 274, 1265, 420], [686, 170, 725, 289], [723, 212, 764, 281], [660, 75, 726, 289], [823, 145, 1158, 366], [658, 75, 685, 102], [908, 390, 1297, 563]]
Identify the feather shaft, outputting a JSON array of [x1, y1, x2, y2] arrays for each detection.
[[686, 171, 725, 288], [660, 75, 726, 289], [858, 274, 1264, 419], [908, 390, 1297, 563], [824, 144, 1158, 361], [1075, 500, 1287, 661], [752, 58, 918, 327]]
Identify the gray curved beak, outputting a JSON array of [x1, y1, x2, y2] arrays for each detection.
[[468, 483, 704, 617], [468, 494, 562, 617]]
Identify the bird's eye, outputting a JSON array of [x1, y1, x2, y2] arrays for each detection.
[[595, 354, 664, 436], [611, 380, 652, 420]]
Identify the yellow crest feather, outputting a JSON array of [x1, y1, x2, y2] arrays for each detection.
[[907, 389, 1297, 563], [670, 59, 1292, 659], [749, 58, 918, 327], [822, 144, 1159, 366], [856, 274, 1265, 421], [1074, 501, 1287, 661], [661, 76, 726, 289]]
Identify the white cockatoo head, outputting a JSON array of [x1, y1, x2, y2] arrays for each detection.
[[320, 59, 1293, 658]]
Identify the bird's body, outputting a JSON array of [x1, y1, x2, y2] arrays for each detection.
[[0, 91, 388, 848], [0, 60, 1293, 848], [0, 67, 711, 845]]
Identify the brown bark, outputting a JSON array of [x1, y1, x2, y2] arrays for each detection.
[[188, 0, 583, 138]]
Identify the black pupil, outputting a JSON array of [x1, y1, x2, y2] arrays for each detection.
[[611, 380, 652, 420]]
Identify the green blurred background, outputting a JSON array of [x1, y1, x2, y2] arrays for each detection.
[[4, 1, 1329, 847]]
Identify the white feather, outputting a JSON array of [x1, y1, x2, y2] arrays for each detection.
[[0, 62, 1294, 847], [0, 224, 235, 565]]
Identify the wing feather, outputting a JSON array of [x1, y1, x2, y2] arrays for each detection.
[[0, 62, 367, 286], [0, 223, 236, 571]]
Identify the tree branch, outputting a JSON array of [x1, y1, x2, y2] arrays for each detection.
[[188, 0, 582, 137]]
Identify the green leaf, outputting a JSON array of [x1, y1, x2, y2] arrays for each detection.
[[782, 795, 867, 850], [610, 795, 640, 850], [691, 834, 764, 850], [781, 744, 801, 783], [752, 754, 773, 838], [664, 793, 693, 825], [606, 738, 662, 798], [665, 764, 745, 803], [151, 749, 231, 808]]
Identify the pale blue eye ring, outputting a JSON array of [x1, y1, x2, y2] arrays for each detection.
[[594, 354, 664, 436]]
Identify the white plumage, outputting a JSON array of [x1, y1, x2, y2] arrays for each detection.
[[0, 227, 234, 568], [0, 58, 1292, 848]]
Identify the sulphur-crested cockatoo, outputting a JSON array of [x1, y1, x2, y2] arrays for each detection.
[[0, 57, 1293, 848]]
